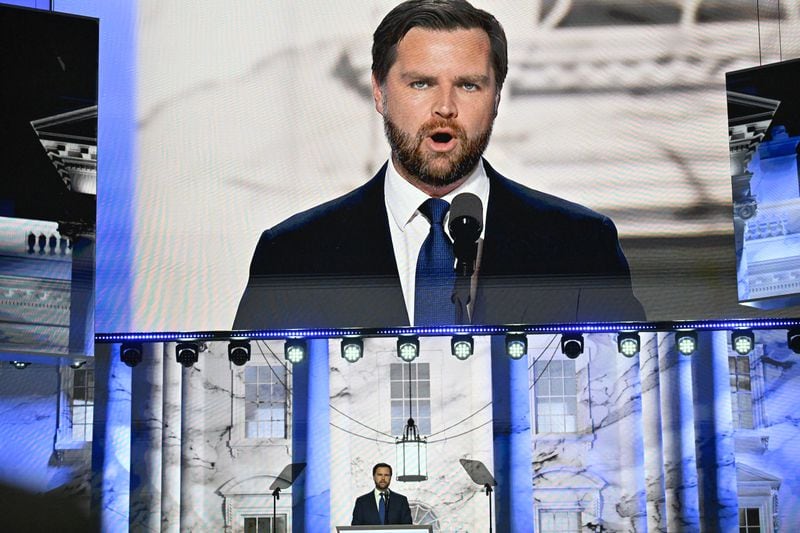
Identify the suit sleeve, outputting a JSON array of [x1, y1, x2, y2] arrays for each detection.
[[399, 494, 413, 525], [351, 496, 365, 525]]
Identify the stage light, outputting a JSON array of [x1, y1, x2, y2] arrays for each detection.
[[10, 361, 29, 369], [284, 339, 307, 364], [341, 337, 364, 363], [788, 328, 800, 354], [451, 334, 474, 360], [732, 330, 754, 355], [505, 333, 527, 359], [176, 342, 199, 368], [228, 340, 251, 366], [397, 336, 420, 362], [676, 331, 697, 356], [120, 342, 143, 367], [617, 332, 640, 357], [69, 360, 87, 369], [561, 333, 584, 359]]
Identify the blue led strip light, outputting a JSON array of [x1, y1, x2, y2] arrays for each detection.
[[95, 317, 800, 343]]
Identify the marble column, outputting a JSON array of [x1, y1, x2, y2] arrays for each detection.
[[490, 335, 534, 532], [90, 342, 132, 532], [691, 331, 739, 531], [658, 332, 700, 530], [179, 348, 207, 530], [161, 343, 182, 532], [292, 339, 331, 532], [129, 342, 164, 531], [614, 336, 647, 532], [639, 332, 667, 532]]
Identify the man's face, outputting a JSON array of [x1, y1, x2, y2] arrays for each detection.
[[373, 466, 392, 491], [372, 27, 499, 194]]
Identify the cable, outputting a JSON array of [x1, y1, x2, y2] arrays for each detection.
[[329, 422, 396, 444], [756, 0, 762, 65], [330, 404, 395, 438], [426, 402, 492, 437], [777, 0, 783, 61], [426, 419, 493, 444]]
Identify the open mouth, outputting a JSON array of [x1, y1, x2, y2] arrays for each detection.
[[431, 132, 453, 143]]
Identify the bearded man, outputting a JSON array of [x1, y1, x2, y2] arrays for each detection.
[[234, 0, 644, 330]]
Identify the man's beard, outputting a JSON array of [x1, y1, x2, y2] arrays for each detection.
[[383, 115, 493, 189]]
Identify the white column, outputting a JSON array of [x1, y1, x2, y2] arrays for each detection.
[[129, 342, 164, 531], [691, 331, 739, 530], [639, 332, 667, 532], [161, 342, 182, 532], [615, 334, 647, 532], [179, 346, 207, 530], [658, 332, 700, 530]]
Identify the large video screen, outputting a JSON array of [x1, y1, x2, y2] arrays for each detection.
[[0, 4, 97, 356], [727, 58, 800, 311], [98, 0, 800, 333]]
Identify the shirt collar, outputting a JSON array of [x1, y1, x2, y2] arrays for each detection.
[[384, 157, 489, 232]]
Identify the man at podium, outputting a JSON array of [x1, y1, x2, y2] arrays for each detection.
[[352, 463, 413, 525]]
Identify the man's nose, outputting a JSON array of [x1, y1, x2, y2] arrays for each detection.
[[433, 86, 458, 119]]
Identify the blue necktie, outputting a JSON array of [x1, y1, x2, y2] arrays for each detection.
[[414, 198, 456, 326], [379, 492, 387, 524]]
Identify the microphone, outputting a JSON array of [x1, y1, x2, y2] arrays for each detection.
[[449, 193, 483, 276]]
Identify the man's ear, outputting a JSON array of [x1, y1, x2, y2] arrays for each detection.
[[371, 73, 385, 115], [493, 89, 501, 116]]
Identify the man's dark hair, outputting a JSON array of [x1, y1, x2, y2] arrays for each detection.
[[373, 462, 393, 476], [372, 0, 508, 91]]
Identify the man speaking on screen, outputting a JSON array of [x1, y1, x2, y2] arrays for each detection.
[[234, 0, 644, 330], [351, 463, 413, 526]]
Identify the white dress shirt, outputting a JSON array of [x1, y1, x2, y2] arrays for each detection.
[[374, 487, 389, 510], [384, 157, 490, 325]]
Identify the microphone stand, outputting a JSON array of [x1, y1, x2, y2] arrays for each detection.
[[451, 236, 478, 324]]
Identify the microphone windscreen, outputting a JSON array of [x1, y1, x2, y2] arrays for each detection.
[[449, 192, 483, 239]]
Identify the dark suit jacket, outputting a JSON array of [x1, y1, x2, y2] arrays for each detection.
[[233, 160, 644, 329], [351, 490, 412, 526]]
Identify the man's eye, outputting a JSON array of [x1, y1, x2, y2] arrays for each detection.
[[410, 81, 428, 89], [462, 83, 478, 91]]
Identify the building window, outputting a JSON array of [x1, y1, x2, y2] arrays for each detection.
[[390, 363, 431, 435], [729, 355, 754, 429], [56, 362, 94, 448], [244, 365, 287, 439], [533, 360, 578, 433], [538, 510, 581, 533], [739, 507, 762, 532], [70, 367, 94, 442], [244, 514, 286, 533]]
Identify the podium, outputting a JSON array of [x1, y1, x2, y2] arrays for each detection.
[[336, 527, 433, 533]]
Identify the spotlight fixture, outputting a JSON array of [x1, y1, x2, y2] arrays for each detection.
[[505, 332, 527, 360], [228, 340, 251, 366], [676, 331, 698, 356], [176, 342, 199, 368], [617, 332, 640, 357], [69, 359, 87, 369], [284, 339, 307, 364], [788, 328, 800, 354], [451, 334, 474, 360], [561, 333, 584, 359], [10, 361, 29, 369], [341, 337, 364, 363], [731, 330, 755, 355], [120, 342, 143, 367], [396, 335, 420, 362]]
